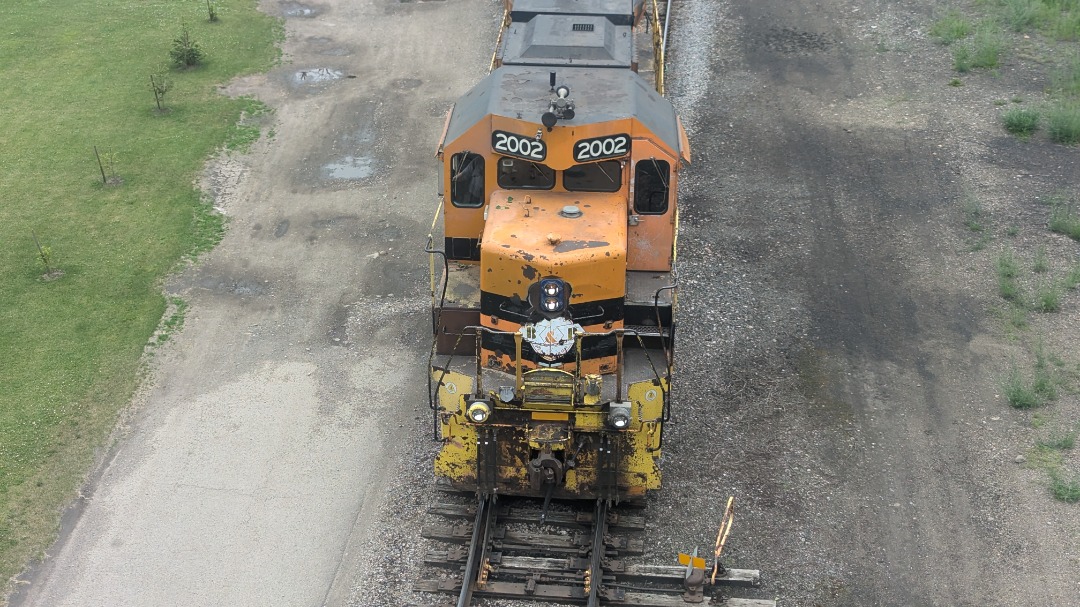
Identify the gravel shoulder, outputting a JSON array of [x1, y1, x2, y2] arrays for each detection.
[[8, 0, 1080, 606]]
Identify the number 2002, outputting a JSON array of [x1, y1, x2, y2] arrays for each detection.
[[492, 131, 546, 160], [574, 134, 629, 162]]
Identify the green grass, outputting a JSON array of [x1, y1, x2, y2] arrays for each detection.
[[0, 0, 280, 586], [1003, 107, 1040, 136], [1045, 102, 1080, 144], [931, 10, 975, 44]]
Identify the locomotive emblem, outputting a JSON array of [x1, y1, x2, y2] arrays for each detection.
[[520, 317, 583, 362]]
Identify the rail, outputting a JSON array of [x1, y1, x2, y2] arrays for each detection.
[[417, 498, 774, 606]]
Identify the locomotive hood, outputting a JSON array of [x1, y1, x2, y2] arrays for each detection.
[[479, 190, 627, 308]]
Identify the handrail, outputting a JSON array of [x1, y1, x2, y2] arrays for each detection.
[[650, 0, 664, 95]]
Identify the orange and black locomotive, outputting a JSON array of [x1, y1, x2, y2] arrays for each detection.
[[426, 0, 689, 504]]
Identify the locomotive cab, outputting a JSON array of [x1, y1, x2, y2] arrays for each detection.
[[426, 0, 688, 502]]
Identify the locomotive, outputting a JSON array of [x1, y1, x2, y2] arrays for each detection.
[[426, 0, 689, 506]]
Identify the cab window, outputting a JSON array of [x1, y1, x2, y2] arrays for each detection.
[[450, 152, 485, 208], [633, 158, 670, 214], [497, 158, 555, 189], [564, 161, 622, 192]]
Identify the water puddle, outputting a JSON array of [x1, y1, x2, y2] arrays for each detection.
[[281, 2, 318, 17], [323, 156, 376, 180], [291, 68, 344, 86]]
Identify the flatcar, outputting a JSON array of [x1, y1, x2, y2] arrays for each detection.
[[426, 0, 689, 505]]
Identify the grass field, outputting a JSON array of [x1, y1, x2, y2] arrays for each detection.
[[0, 0, 280, 586]]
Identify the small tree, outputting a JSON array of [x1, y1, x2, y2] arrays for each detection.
[[207, 0, 219, 22], [149, 74, 171, 112], [32, 231, 54, 276], [170, 24, 203, 68]]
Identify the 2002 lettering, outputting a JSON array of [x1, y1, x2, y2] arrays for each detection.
[[575, 135, 628, 161], [494, 132, 545, 160]]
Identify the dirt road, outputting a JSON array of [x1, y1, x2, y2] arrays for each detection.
[[9, 0, 1079, 606], [11, 0, 497, 605]]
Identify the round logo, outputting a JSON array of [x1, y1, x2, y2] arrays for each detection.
[[521, 318, 583, 361]]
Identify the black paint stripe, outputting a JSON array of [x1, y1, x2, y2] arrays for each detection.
[[480, 291, 624, 324]]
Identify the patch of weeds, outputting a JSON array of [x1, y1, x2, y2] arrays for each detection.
[[1063, 263, 1080, 289], [187, 198, 226, 259], [953, 45, 973, 73], [967, 234, 992, 251], [1031, 411, 1051, 428], [1048, 10, 1080, 41], [1050, 54, 1080, 96], [1004, 367, 1047, 408], [963, 194, 986, 232], [1003, 0, 1046, 32], [1006, 304, 1029, 329], [1026, 444, 1065, 468], [1034, 284, 1059, 311], [996, 249, 1024, 302], [1033, 345, 1060, 400], [1005, 225, 1020, 237], [155, 298, 188, 344], [1049, 470, 1080, 502], [1048, 200, 1080, 239], [971, 23, 1006, 69], [1033, 245, 1049, 272], [931, 10, 974, 44], [949, 78, 964, 87], [1012, 95, 1025, 103], [1003, 107, 1040, 136], [1045, 102, 1080, 144], [1038, 429, 1077, 450], [224, 97, 271, 152], [994, 98, 1009, 106]]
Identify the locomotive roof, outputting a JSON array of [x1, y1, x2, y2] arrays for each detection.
[[509, 0, 637, 26], [444, 65, 683, 158]]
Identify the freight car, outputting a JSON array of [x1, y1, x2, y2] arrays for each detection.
[[426, 0, 688, 505]]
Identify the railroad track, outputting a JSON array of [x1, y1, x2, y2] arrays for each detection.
[[416, 495, 775, 606]]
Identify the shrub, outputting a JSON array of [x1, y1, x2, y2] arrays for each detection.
[[1004, 367, 1045, 408], [1003, 0, 1044, 32], [1049, 471, 1080, 502], [1003, 107, 1040, 136], [970, 25, 1005, 69], [1033, 245, 1049, 273], [931, 10, 974, 44], [170, 24, 203, 68], [1048, 202, 1080, 239], [1046, 103, 1080, 145], [1036, 284, 1062, 311], [1050, 55, 1080, 96]]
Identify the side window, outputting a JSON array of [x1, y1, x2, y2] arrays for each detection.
[[633, 158, 670, 215], [564, 161, 622, 192], [497, 158, 555, 190], [450, 152, 485, 208]]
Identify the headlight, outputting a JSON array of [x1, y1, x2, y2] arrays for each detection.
[[608, 402, 631, 430], [538, 278, 566, 314], [467, 400, 491, 423]]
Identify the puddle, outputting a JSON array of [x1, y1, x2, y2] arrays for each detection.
[[291, 68, 344, 86], [323, 156, 376, 180], [281, 2, 319, 17]]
